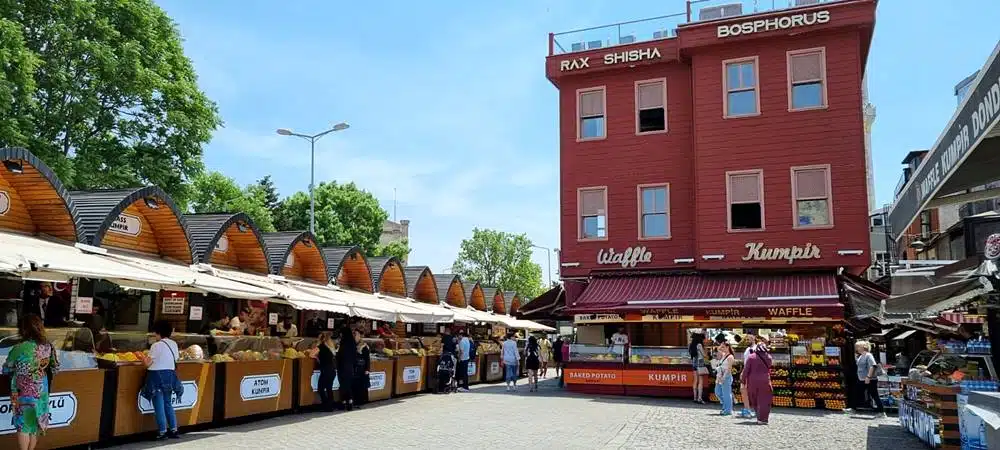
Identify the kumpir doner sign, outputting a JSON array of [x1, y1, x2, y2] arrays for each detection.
[[889, 43, 1000, 239]]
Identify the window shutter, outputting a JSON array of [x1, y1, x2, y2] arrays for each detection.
[[580, 190, 606, 215], [795, 168, 828, 199], [638, 82, 664, 109], [580, 91, 604, 117], [791, 52, 823, 82], [729, 173, 760, 203]]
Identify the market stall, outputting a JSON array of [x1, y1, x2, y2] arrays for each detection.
[[364, 338, 395, 401], [213, 335, 294, 420]]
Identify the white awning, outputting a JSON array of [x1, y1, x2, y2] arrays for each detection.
[[105, 253, 279, 300], [452, 306, 503, 324], [442, 304, 481, 323], [367, 294, 452, 324], [381, 297, 455, 323], [0, 232, 184, 287], [211, 268, 349, 314]]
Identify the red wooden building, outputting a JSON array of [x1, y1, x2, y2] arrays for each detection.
[[547, 0, 878, 335]]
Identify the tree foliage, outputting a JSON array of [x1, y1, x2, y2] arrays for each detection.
[[371, 238, 411, 263], [453, 228, 544, 299], [0, 0, 221, 206], [189, 171, 275, 232], [275, 181, 388, 253]]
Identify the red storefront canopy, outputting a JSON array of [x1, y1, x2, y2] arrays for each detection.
[[569, 273, 843, 320]]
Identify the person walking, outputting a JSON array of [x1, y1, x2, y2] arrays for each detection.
[[311, 331, 337, 411], [352, 328, 371, 408], [502, 333, 520, 391], [336, 325, 358, 411], [3, 315, 59, 450], [741, 342, 773, 425], [737, 334, 757, 419], [714, 342, 736, 416], [141, 320, 184, 440], [846, 340, 886, 417], [689, 332, 707, 404], [525, 336, 541, 392], [539, 336, 552, 378], [553, 336, 565, 381], [456, 329, 471, 391]]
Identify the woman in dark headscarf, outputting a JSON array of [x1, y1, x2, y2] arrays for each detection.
[[336, 324, 358, 411]]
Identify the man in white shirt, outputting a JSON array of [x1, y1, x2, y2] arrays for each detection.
[[501, 333, 520, 392], [611, 327, 629, 346], [229, 308, 250, 335], [457, 330, 471, 391], [278, 316, 298, 337], [738, 334, 757, 418]]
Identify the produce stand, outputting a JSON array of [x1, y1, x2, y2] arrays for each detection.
[[284, 338, 337, 408], [901, 380, 961, 449], [368, 357, 394, 401], [213, 336, 293, 420], [0, 327, 104, 449], [625, 346, 704, 397], [468, 354, 482, 384], [564, 344, 626, 395], [479, 341, 503, 382]]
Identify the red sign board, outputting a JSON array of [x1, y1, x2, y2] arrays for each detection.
[[623, 369, 697, 387], [564, 369, 622, 385]]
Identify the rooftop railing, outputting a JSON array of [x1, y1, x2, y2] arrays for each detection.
[[549, 0, 846, 56]]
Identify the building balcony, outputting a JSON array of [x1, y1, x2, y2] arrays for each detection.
[[548, 0, 847, 56]]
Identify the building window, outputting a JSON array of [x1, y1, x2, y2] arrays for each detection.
[[724, 57, 759, 117], [638, 184, 669, 239], [579, 187, 607, 240], [870, 215, 884, 228], [788, 48, 827, 110], [792, 165, 833, 228], [578, 88, 606, 140], [727, 170, 763, 231], [635, 79, 666, 133], [920, 210, 932, 238]]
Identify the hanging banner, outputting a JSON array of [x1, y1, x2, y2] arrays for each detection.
[[75, 297, 93, 314]]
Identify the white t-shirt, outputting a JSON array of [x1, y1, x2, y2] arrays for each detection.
[[502, 339, 519, 364], [229, 316, 244, 333], [279, 323, 298, 337], [149, 338, 179, 371], [611, 333, 629, 345]]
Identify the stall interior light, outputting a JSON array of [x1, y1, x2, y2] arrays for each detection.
[[674, 258, 695, 264], [236, 222, 248, 232], [143, 197, 160, 209], [837, 250, 864, 256], [701, 254, 725, 261], [3, 160, 24, 174]]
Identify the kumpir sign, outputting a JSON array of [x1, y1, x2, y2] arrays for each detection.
[[890, 44, 1000, 238]]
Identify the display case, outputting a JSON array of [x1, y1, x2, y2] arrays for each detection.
[[418, 336, 442, 355], [568, 343, 626, 363], [279, 337, 315, 359], [628, 346, 691, 365], [214, 335, 284, 362], [390, 337, 428, 357]]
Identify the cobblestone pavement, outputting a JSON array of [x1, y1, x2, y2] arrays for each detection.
[[113, 374, 925, 450]]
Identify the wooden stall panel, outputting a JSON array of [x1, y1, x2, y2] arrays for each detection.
[[0, 175, 36, 234], [1, 165, 78, 241], [113, 363, 216, 437], [393, 355, 426, 395], [0, 369, 105, 450], [485, 354, 503, 382], [368, 359, 394, 401], [209, 225, 269, 273], [338, 255, 373, 292], [223, 360, 293, 420], [378, 261, 407, 297], [296, 357, 341, 407]]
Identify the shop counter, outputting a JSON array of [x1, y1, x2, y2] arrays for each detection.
[[564, 361, 625, 395], [219, 359, 294, 420], [900, 380, 961, 450], [0, 368, 105, 449], [484, 354, 503, 382], [468, 354, 482, 384], [424, 355, 440, 392], [112, 362, 216, 436], [368, 358, 393, 401], [393, 355, 426, 396], [295, 357, 342, 407], [623, 364, 708, 397]]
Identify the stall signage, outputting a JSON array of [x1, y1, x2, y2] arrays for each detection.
[[109, 213, 142, 237], [742, 242, 821, 264], [889, 49, 1000, 238], [369, 371, 387, 391], [310, 370, 340, 391], [268, 313, 279, 325], [597, 246, 653, 268], [565, 369, 622, 385], [284, 253, 295, 268], [559, 48, 661, 72], [0, 191, 9, 216], [214, 235, 229, 254], [161, 297, 185, 315], [468, 362, 477, 376], [489, 361, 501, 375], [138, 381, 199, 414], [75, 296, 93, 314], [402, 366, 421, 384], [327, 318, 336, 329], [239, 374, 281, 401], [985, 233, 1000, 260], [623, 370, 692, 387], [573, 313, 625, 324], [189, 305, 203, 321], [0, 392, 77, 435], [639, 306, 828, 319], [717, 10, 830, 38], [639, 314, 693, 322]]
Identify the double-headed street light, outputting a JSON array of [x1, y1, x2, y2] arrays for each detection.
[[276, 122, 350, 234]]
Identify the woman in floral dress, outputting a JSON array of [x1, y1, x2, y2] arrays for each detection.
[[3, 314, 58, 450]]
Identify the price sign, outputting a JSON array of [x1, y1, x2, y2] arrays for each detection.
[[75, 297, 93, 314], [327, 318, 336, 329], [189, 306, 203, 321], [268, 313, 279, 325], [161, 297, 185, 315]]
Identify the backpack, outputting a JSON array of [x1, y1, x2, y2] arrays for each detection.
[[467, 337, 477, 360]]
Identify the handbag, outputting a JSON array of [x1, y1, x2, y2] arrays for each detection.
[[697, 366, 710, 375], [45, 345, 58, 387]]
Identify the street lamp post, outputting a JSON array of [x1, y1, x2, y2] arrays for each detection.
[[276, 122, 350, 234], [531, 244, 553, 286]]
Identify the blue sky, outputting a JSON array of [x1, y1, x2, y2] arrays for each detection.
[[157, 0, 999, 286]]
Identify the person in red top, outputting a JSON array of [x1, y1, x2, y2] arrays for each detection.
[[558, 337, 571, 388]]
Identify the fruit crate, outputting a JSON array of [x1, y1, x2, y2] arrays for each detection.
[[773, 396, 794, 408], [822, 399, 846, 410], [709, 393, 719, 402], [794, 398, 817, 408]]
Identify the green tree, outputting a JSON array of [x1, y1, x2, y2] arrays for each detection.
[[254, 175, 282, 215], [371, 238, 412, 263], [0, 0, 221, 206], [453, 228, 544, 299], [276, 181, 388, 252], [189, 171, 275, 232]]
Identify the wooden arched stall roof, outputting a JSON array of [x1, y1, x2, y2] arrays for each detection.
[[404, 265, 439, 304], [505, 291, 521, 315], [262, 231, 328, 283], [0, 147, 81, 242], [482, 287, 504, 314], [465, 281, 487, 311], [70, 186, 193, 263], [324, 246, 374, 293], [433, 274, 466, 308], [368, 256, 407, 297], [183, 213, 269, 274]]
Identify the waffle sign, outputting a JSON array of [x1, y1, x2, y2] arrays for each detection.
[[597, 246, 653, 268]]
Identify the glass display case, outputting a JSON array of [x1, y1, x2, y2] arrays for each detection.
[[278, 337, 316, 358], [215, 335, 283, 362], [389, 337, 426, 357], [568, 343, 625, 363], [477, 339, 501, 355], [628, 346, 691, 365], [416, 336, 442, 355], [0, 327, 98, 370]]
